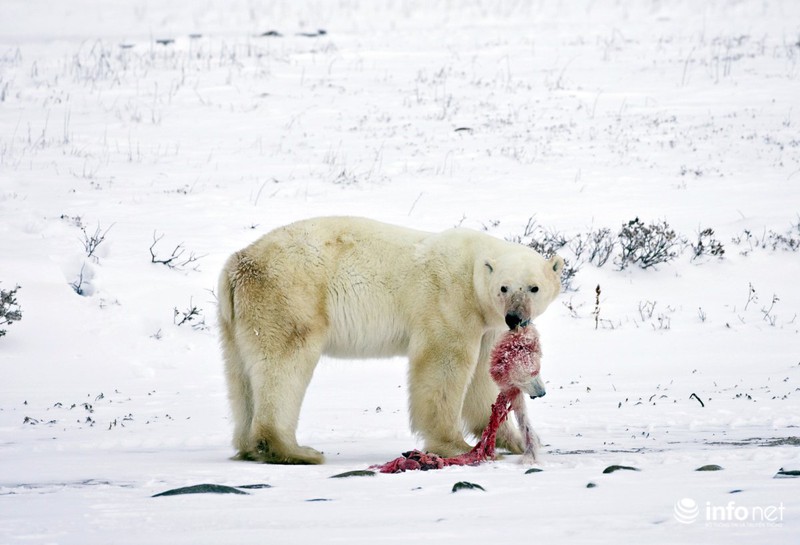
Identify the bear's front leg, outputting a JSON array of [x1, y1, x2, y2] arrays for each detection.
[[407, 336, 479, 457]]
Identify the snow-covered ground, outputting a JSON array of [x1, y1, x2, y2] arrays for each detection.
[[1, 0, 799, 543]]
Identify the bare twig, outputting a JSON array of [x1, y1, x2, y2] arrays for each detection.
[[81, 223, 114, 260], [173, 297, 207, 330], [150, 231, 205, 271], [593, 285, 601, 330], [71, 263, 88, 296]]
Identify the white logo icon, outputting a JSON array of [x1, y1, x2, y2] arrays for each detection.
[[674, 498, 699, 524]]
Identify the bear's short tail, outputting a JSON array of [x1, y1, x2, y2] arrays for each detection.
[[217, 253, 239, 329]]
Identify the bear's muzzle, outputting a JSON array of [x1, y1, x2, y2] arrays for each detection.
[[505, 311, 523, 330]]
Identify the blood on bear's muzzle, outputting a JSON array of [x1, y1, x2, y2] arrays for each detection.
[[505, 291, 531, 330]]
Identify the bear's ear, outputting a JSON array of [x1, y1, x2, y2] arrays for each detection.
[[484, 261, 494, 274], [549, 255, 564, 274]]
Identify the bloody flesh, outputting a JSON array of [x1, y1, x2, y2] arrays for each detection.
[[373, 326, 541, 474]]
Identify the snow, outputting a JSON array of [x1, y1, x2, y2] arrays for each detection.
[[1, 0, 799, 543]]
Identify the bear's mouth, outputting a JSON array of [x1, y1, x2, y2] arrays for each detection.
[[504, 312, 530, 330]]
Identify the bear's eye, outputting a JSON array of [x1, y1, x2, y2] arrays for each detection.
[[529, 286, 539, 293], [500, 286, 508, 293]]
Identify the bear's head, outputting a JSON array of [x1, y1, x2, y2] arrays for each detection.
[[479, 250, 563, 330]]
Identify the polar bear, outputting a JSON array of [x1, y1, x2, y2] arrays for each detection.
[[217, 216, 563, 464]]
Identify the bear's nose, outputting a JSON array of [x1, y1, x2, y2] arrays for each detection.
[[505, 312, 522, 330]]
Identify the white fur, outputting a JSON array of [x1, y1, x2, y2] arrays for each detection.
[[512, 393, 541, 464], [218, 216, 563, 464]]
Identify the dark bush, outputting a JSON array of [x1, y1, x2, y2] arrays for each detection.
[[691, 228, 725, 261], [587, 228, 616, 267], [616, 218, 685, 270], [1, 284, 22, 338]]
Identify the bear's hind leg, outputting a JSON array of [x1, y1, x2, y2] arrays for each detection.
[[222, 337, 255, 457], [244, 339, 326, 465]]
